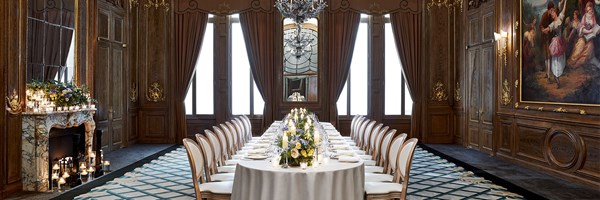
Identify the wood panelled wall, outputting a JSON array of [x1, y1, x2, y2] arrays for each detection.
[[1, 0, 25, 197], [457, 0, 600, 187]]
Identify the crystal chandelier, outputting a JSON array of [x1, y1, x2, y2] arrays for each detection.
[[276, 0, 326, 56], [285, 24, 314, 58], [275, 0, 327, 25]]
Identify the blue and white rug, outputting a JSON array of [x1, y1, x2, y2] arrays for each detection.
[[74, 147, 525, 200]]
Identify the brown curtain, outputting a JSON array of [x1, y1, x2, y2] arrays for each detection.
[[390, 11, 422, 139], [326, 11, 361, 127], [174, 10, 209, 142], [239, 11, 274, 131]]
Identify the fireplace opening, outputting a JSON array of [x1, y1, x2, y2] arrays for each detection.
[[48, 126, 86, 190]]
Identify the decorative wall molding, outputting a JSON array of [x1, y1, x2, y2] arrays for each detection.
[[501, 79, 512, 106], [431, 80, 449, 102], [146, 82, 165, 102], [455, 82, 462, 102], [6, 89, 21, 114], [130, 83, 138, 103]]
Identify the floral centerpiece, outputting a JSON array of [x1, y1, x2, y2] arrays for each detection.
[[26, 80, 94, 107], [278, 108, 321, 166]]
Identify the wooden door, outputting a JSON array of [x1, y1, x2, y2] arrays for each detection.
[[95, 2, 126, 152], [466, 3, 495, 154]]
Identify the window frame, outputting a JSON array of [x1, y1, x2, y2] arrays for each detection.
[[383, 16, 412, 117], [231, 15, 263, 117]]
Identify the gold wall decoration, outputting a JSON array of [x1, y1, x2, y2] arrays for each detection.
[[6, 89, 21, 114], [431, 80, 448, 102], [579, 110, 587, 115], [211, 2, 236, 14], [514, 21, 519, 31], [129, 0, 138, 10], [130, 83, 138, 103], [146, 82, 165, 102], [514, 102, 519, 108], [427, 0, 463, 12], [538, 107, 544, 111], [515, 80, 519, 88], [144, 0, 169, 12], [524, 106, 529, 110], [455, 82, 462, 102], [361, 2, 388, 15], [553, 107, 567, 113], [501, 79, 512, 106], [515, 50, 519, 58]]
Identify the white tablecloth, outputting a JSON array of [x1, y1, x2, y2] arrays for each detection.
[[232, 159, 364, 200]]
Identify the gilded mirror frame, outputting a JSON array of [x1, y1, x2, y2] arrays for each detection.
[[282, 17, 319, 102]]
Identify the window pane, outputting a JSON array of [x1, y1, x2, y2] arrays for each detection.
[[350, 23, 368, 115], [404, 83, 413, 115], [337, 82, 348, 115], [184, 82, 193, 115], [253, 81, 264, 115], [232, 23, 251, 115], [195, 23, 214, 114], [385, 23, 402, 115]]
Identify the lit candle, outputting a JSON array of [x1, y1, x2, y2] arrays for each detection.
[[300, 162, 308, 170], [282, 135, 288, 149], [52, 173, 59, 180], [80, 163, 86, 170], [91, 104, 96, 109], [33, 108, 39, 113], [88, 166, 95, 173], [62, 172, 70, 179], [312, 160, 319, 168], [314, 133, 320, 144], [52, 164, 60, 171], [58, 177, 66, 190], [102, 161, 110, 172], [80, 169, 88, 176]]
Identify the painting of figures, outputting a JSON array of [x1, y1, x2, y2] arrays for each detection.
[[521, 0, 600, 105]]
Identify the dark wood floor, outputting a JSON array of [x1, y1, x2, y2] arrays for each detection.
[[422, 144, 600, 200]]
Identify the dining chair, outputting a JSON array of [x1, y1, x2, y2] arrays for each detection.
[[196, 134, 235, 182], [364, 133, 406, 182], [204, 130, 236, 173], [368, 123, 384, 154], [371, 126, 389, 164], [233, 118, 248, 144], [182, 138, 233, 200], [364, 138, 418, 200], [355, 119, 371, 149], [212, 126, 230, 161], [347, 115, 361, 138], [348, 116, 365, 143], [365, 130, 399, 174], [219, 123, 237, 154], [225, 121, 241, 151]]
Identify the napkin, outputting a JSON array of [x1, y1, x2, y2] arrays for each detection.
[[248, 148, 267, 154], [329, 140, 346, 145], [338, 156, 360, 163], [336, 150, 355, 156], [332, 145, 351, 150]]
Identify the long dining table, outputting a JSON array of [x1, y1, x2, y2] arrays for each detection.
[[231, 122, 365, 200]]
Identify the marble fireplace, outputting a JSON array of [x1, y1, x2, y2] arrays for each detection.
[[21, 109, 96, 192]]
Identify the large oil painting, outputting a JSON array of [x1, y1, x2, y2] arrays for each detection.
[[521, 0, 600, 105]]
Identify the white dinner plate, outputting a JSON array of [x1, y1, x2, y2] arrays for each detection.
[[246, 154, 269, 160]]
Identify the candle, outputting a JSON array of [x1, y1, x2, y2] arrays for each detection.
[[52, 164, 60, 170], [300, 162, 308, 170], [88, 166, 95, 173], [52, 173, 59, 180], [314, 133, 320, 144], [312, 160, 319, 168], [33, 108, 39, 113], [323, 157, 330, 165], [102, 161, 110, 172], [58, 177, 65, 190], [81, 169, 88, 176], [80, 163, 86, 170], [282, 135, 288, 149], [62, 172, 70, 179], [271, 157, 280, 167], [91, 104, 96, 109]]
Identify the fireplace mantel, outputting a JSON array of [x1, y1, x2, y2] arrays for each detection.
[[21, 109, 96, 192]]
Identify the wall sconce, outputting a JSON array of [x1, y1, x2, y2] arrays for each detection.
[[494, 30, 508, 67]]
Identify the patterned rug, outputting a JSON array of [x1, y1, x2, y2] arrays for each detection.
[[74, 146, 526, 200]]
